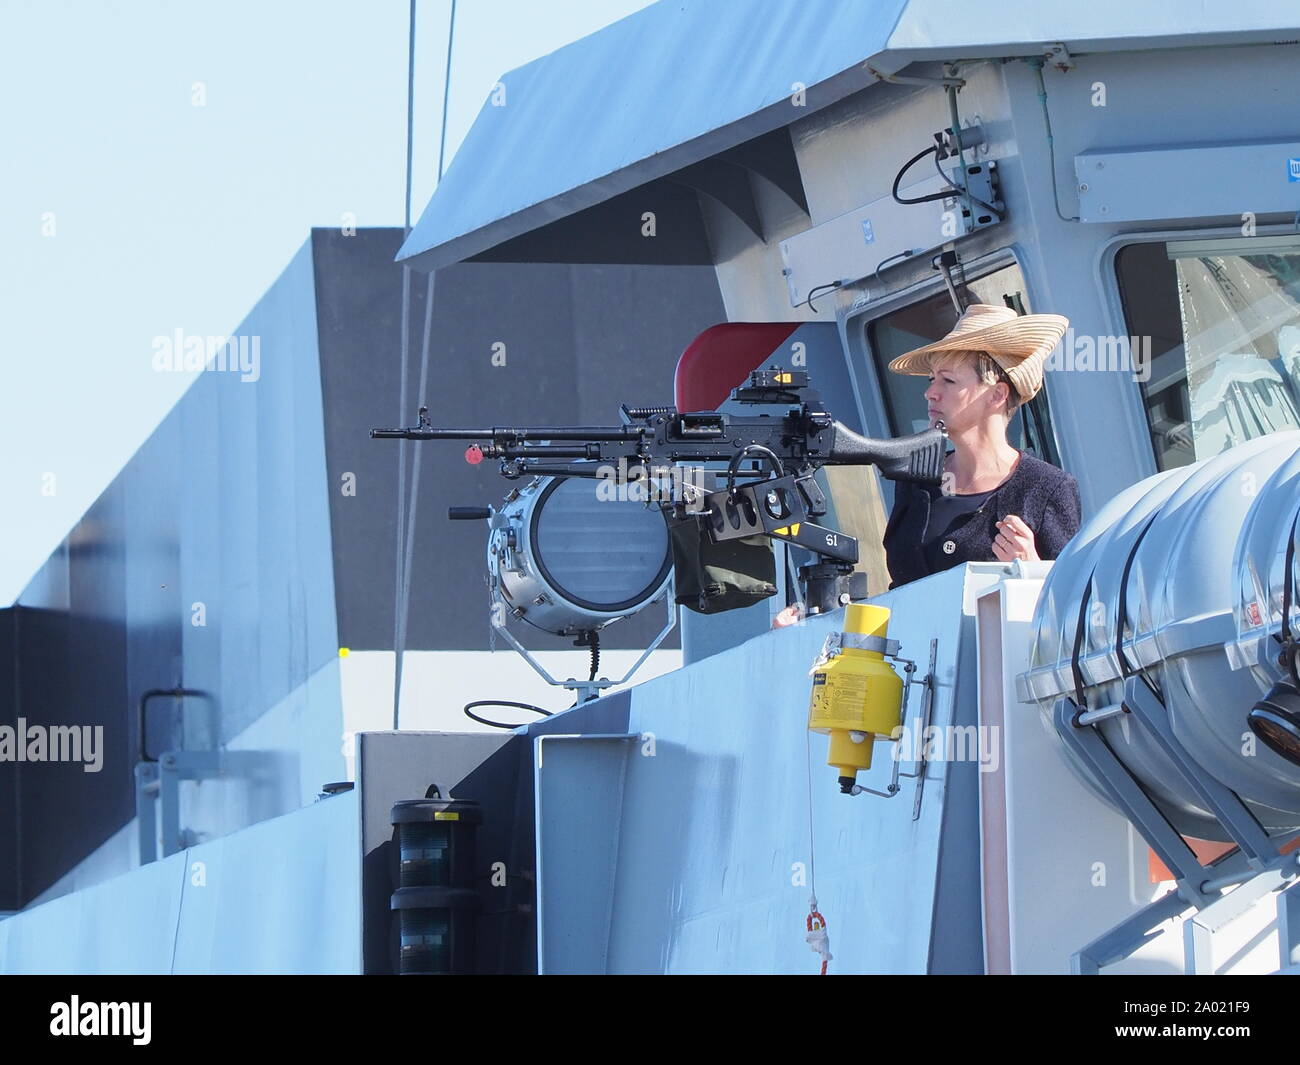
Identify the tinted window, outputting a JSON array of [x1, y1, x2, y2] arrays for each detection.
[[1115, 236, 1300, 470]]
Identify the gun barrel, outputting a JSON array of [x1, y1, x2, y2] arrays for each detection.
[[370, 425, 647, 442], [505, 427, 647, 441], [370, 427, 478, 439], [486, 444, 607, 459]]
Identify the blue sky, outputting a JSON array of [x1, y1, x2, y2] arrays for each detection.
[[0, 0, 656, 604]]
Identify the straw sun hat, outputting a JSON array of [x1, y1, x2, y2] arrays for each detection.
[[887, 304, 1069, 403]]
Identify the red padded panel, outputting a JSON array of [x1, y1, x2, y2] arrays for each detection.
[[674, 323, 800, 412]]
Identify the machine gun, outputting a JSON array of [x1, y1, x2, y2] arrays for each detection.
[[373, 368, 947, 613]]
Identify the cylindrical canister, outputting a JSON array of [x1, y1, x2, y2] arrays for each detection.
[[390, 794, 483, 975]]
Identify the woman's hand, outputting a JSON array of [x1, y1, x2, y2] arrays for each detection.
[[993, 514, 1040, 563], [772, 604, 804, 628]]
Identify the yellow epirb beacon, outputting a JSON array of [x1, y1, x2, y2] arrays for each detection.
[[808, 604, 904, 793]]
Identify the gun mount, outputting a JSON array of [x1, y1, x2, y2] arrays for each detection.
[[373, 368, 947, 615]]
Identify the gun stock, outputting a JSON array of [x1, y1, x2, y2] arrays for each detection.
[[822, 424, 947, 483]]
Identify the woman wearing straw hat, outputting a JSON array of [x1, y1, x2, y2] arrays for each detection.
[[881, 304, 1082, 589]]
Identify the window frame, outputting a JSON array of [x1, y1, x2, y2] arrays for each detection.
[[1096, 223, 1300, 474]]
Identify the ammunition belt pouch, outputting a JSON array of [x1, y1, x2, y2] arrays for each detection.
[[665, 507, 777, 615]]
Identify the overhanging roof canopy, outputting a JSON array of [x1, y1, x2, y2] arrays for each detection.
[[398, 0, 911, 270], [398, 0, 1300, 272]]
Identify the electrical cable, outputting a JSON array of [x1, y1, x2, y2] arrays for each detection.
[[393, 0, 459, 731], [1028, 57, 1080, 223], [803, 279, 842, 312], [804, 694, 817, 890], [803, 688, 829, 974], [464, 700, 553, 730], [392, 0, 418, 731], [875, 249, 918, 288], [891, 145, 950, 205]]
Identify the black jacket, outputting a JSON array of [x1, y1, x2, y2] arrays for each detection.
[[882, 449, 1082, 589]]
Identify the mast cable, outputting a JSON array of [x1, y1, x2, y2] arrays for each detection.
[[394, 0, 459, 729]]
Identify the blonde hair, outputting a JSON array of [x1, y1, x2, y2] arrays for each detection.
[[929, 349, 1021, 416]]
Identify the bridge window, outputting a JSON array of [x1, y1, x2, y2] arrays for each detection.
[[1115, 235, 1300, 471]]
